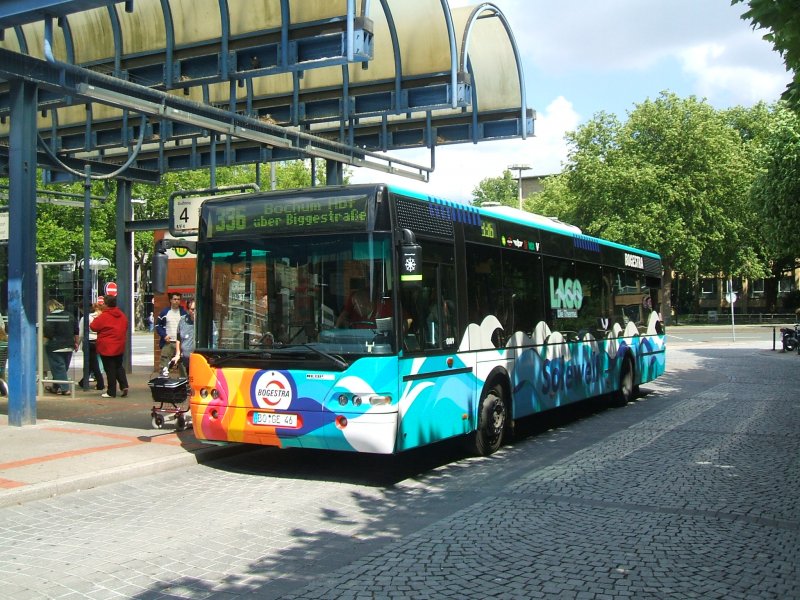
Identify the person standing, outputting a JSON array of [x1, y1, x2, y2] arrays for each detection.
[[78, 302, 105, 391], [336, 285, 373, 328], [91, 294, 129, 398], [173, 299, 195, 378], [155, 292, 186, 373], [43, 299, 78, 395]]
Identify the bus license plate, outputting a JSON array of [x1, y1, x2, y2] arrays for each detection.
[[252, 412, 298, 428]]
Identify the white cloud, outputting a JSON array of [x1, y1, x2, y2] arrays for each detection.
[[678, 40, 789, 106], [479, 0, 789, 103], [350, 96, 579, 203], [488, 1, 772, 70]]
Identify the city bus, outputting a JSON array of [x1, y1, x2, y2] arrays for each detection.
[[183, 184, 665, 455]]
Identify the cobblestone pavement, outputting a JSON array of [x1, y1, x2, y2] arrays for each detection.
[[0, 342, 797, 599]]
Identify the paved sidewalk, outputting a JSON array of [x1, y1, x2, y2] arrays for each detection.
[[0, 365, 249, 509]]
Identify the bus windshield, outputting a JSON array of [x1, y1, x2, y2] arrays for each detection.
[[201, 233, 396, 356]]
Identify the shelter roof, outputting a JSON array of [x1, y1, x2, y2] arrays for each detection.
[[0, 0, 533, 183]]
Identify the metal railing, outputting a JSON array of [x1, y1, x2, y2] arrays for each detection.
[[673, 313, 797, 325]]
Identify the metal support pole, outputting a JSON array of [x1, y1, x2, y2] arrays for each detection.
[[37, 264, 44, 399], [508, 163, 529, 210], [81, 167, 92, 390], [116, 180, 133, 372], [325, 160, 343, 186], [728, 277, 736, 342], [7, 80, 39, 426]]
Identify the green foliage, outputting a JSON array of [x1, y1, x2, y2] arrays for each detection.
[[531, 92, 781, 320], [562, 92, 760, 277], [32, 179, 119, 272], [471, 170, 519, 207], [750, 103, 800, 260], [734, 0, 800, 110], [275, 160, 313, 188], [525, 173, 577, 224]]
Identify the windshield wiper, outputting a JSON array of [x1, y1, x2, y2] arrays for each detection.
[[206, 346, 347, 370], [301, 343, 349, 370], [209, 350, 272, 367]]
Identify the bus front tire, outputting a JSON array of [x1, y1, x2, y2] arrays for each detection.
[[611, 357, 635, 407], [469, 384, 506, 456]]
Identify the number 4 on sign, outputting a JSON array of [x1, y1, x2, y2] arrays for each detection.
[[169, 195, 208, 237]]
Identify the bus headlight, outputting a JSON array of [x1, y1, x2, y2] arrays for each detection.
[[332, 394, 391, 406]]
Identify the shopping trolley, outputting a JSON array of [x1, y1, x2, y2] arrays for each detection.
[[148, 373, 191, 431]]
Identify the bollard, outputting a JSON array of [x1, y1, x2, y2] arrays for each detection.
[[773, 327, 776, 351]]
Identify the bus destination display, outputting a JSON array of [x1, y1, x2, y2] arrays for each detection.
[[205, 195, 369, 237]]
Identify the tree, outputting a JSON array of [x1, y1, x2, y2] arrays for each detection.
[[471, 170, 519, 206], [734, 0, 800, 111], [750, 104, 800, 256], [749, 103, 800, 310], [559, 92, 760, 322], [525, 172, 577, 224]]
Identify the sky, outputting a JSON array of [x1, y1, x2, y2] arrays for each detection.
[[350, 0, 792, 203]]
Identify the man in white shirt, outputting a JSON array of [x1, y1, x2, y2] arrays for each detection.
[[155, 292, 187, 375]]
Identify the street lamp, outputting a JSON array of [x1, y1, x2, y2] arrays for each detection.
[[78, 257, 111, 303], [508, 163, 530, 210]]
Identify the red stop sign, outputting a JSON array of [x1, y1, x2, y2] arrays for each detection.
[[105, 281, 118, 296]]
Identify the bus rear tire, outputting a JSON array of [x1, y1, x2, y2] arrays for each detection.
[[468, 384, 506, 456], [611, 356, 635, 407]]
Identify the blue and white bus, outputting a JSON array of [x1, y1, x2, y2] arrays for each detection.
[[185, 184, 665, 455]]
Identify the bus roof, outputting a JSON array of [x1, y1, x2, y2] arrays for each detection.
[[386, 184, 661, 260]]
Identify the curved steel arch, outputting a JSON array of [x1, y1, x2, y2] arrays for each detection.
[[459, 2, 527, 140], [377, 0, 402, 111], [106, 3, 123, 76], [57, 15, 75, 64], [160, 0, 175, 89], [13, 25, 28, 54], [438, 0, 459, 110]]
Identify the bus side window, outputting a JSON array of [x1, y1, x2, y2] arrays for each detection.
[[402, 264, 456, 351], [401, 241, 456, 353], [401, 286, 424, 351], [440, 264, 457, 349]]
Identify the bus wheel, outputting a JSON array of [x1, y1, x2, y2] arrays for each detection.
[[470, 384, 506, 456], [611, 357, 635, 407]]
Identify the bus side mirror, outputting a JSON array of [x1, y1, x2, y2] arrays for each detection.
[[399, 229, 422, 287], [152, 238, 196, 294], [152, 247, 168, 295]]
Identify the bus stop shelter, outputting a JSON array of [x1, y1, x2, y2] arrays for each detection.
[[0, 0, 533, 425]]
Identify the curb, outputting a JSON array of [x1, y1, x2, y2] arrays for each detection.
[[0, 442, 253, 509]]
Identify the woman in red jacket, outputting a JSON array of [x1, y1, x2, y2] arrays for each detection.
[[90, 294, 129, 398]]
